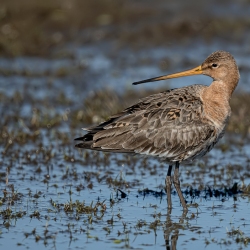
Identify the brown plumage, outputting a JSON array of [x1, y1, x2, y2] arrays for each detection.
[[75, 51, 240, 210]]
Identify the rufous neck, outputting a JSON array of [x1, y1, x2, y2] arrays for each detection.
[[201, 82, 232, 127]]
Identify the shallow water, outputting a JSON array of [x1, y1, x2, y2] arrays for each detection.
[[1, 2, 250, 249], [1, 137, 250, 250]]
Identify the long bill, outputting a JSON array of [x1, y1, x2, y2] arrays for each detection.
[[132, 65, 203, 85]]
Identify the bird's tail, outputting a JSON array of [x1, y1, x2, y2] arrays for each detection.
[[74, 133, 94, 149]]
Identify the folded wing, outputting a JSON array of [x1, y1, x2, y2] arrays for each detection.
[[75, 87, 217, 162]]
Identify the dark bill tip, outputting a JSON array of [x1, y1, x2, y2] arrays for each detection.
[[132, 77, 163, 85]]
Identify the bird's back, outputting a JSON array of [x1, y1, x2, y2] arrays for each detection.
[[75, 85, 224, 162]]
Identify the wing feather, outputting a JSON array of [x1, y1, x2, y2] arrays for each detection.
[[75, 85, 220, 162]]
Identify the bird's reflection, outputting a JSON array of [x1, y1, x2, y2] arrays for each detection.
[[164, 209, 188, 250]]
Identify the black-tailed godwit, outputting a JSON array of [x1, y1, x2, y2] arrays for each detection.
[[75, 51, 240, 210]]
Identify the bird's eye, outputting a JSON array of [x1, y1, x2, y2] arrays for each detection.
[[212, 63, 218, 68]]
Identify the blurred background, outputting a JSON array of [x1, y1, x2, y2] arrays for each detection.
[[1, 0, 250, 56], [1, 0, 250, 249], [0, 0, 250, 133], [1, 0, 250, 128]]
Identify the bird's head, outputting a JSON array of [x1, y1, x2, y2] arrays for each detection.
[[132, 50, 239, 86]]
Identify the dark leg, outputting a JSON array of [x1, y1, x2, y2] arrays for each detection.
[[165, 165, 172, 210], [173, 162, 188, 211]]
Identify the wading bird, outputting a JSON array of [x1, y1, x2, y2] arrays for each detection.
[[75, 51, 240, 210]]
